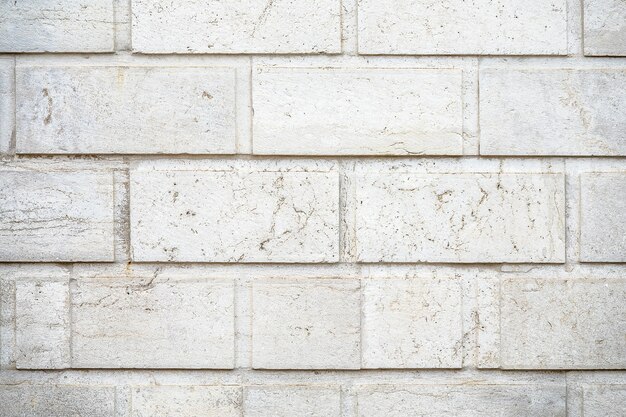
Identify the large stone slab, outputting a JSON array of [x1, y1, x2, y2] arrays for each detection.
[[584, 0, 626, 56], [131, 386, 242, 417], [582, 385, 626, 417], [244, 386, 341, 417]]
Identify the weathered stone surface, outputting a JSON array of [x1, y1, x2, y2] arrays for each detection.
[[580, 173, 626, 262], [353, 173, 565, 263], [480, 69, 626, 155], [583, 385, 626, 417], [15, 279, 69, 369], [500, 278, 626, 369], [0, 0, 114, 52], [16, 66, 236, 154], [0, 60, 13, 154], [131, 386, 242, 417], [361, 278, 463, 368], [130, 169, 339, 262], [0, 385, 116, 417], [252, 278, 360, 369], [584, 0, 626, 56], [244, 386, 341, 417], [253, 68, 463, 155], [131, 0, 340, 53], [356, 384, 566, 416], [72, 278, 235, 368], [358, 0, 567, 55], [0, 170, 115, 261]]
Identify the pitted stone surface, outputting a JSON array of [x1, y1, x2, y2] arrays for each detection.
[[584, 0, 626, 56], [244, 386, 341, 417], [131, 386, 242, 417]]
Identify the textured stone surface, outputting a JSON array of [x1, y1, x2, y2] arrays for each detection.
[[130, 169, 339, 262], [580, 173, 626, 262], [15, 279, 69, 369], [72, 278, 235, 368], [0, 385, 116, 417], [584, 0, 626, 56], [361, 278, 463, 368], [0, 60, 13, 154], [16, 66, 236, 154], [131, 386, 242, 417], [253, 67, 463, 155], [480, 69, 626, 155], [356, 384, 566, 416], [500, 278, 626, 369], [0, 170, 115, 261], [358, 0, 567, 54], [0, 0, 114, 52], [244, 386, 341, 417], [252, 278, 360, 369], [131, 0, 340, 53], [582, 385, 626, 417], [353, 173, 565, 263]]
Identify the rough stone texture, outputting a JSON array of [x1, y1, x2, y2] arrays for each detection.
[[131, 386, 242, 417], [352, 173, 565, 263], [72, 277, 235, 369], [130, 169, 339, 262], [244, 386, 341, 417], [0, 385, 116, 417], [16, 66, 237, 154], [131, 0, 340, 53], [500, 278, 626, 369], [580, 173, 626, 262], [358, 0, 567, 55], [15, 279, 70, 369], [356, 384, 566, 416], [252, 278, 360, 369], [253, 67, 463, 155], [480, 69, 626, 156], [0, 59, 13, 154], [582, 385, 626, 417], [0, 170, 115, 262], [584, 0, 626, 56], [361, 277, 463, 369], [0, 0, 114, 52]]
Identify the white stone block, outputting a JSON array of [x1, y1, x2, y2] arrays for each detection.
[[0, 60, 13, 154], [244, 386, 341, 417], [131, 386, 242, 417], [582, 385, 626, 417], [584, 0, 626, 56]]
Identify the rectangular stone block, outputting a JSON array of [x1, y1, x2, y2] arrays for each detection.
[[0, 60, 13, 154], [130, 169, 339, 262], [0, 0, 114, 52], [356, 384, 566, 416], [72, 278, 235, 368], [131, 386, 242, 417], [583, 385, 626, 417], [15, 279, 70, 369], [358, 0, 567, 55], [131, 0, 340, 53], [353, 173, 565, 263], [244, 386, 341, 417], [16, 66, 236, 154], [361, 278, 462, 368], [0, 170, 115, 262], [500, 278, 626, 369], [0, 385, 116, 417], [580, 173, 626, 262], [480, 69, 626, 155], [584, 0, 626, 56], [252, 278, 360, 369], [253, 68, 463, 155]]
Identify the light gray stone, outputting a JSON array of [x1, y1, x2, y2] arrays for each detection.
[[15, 279, 70, 369], [0, 385, 116, 417], [583, 385, 626, 417], [0, 60, 13, 154], [584, 0, 626, 56], [16, 66, 236, 154], [353, 173, 565, 263], [480, 69, 626, 155], [130, 169, 339, 262], [252, 278, 360, 369], [72, 277, 235, 368], [0, 0, 114, 52], [0, 170, 115, 262], [580, 173, 626, 262], [244, 386, 341, 417], [358, 0, 567, 55], [253, 67, 463, 155], [361, 277, 463, 369], [131, 386, 242, 417], [500, 278, 626, 369], [131, 0, 340, 53]]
